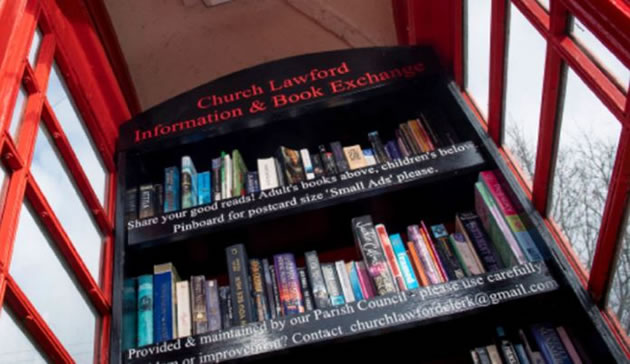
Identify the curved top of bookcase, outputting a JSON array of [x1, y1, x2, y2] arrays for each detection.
[[118, 46, 442, 153]]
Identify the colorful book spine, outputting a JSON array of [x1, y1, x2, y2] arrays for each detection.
[[367, 131, 389, 163], [449, 232, 485, 276], [269, 265, 283, 317], [400, 123, 420, 155], [385, 140, 402, 159], [164, 167, 181, 213], [318, 145, 338, 175], [556, 327, 583, 364], [197, 171, 212, 206], [311, 153, 325, 177], [277, 146, 305, 184], [139, 184, 156, 218], [480, 171, 543, 262], [420, 222, 449, 282], [430, 224, 465, 280], [218, 286, 232, 330], [395, 132, 411, 158], [485, 345, 503, 364], [181, 156, 198, 208], [232, 149, 248, 196], [262, 259, 277, 319], [335, 260, 355, 303], [205, 280, 221, 332], [390, 233, 419, 290], [531, 324, 573, 364], [297, 268, 315, 311], [363, 148, 377, 166], [321, 263, 345, 306], [347, 262, 364, 301], [457, 213, 504, 271], [274, 253, 304, 315], [330, 141, 349, 172], [514, 344, 531, 364], [137, 274, 154, 346], [225, 244, 255, 325], [375, 224, 404, 291], [300, 148, 315, 180], [343, 145, 368, 170], [211, 157, 222, 201], [122, 278, 137, 350], [190, 275, 209, 335], [175, 281, 191, 338], [153, 263, 179, 343], [406, 240, 429, 286], [125, 187, 138, 221], [408, 225, 442, 284], [352, 216, 397, 296], [304, 251, 330, 309], [355, 262, 375, 299], [249, 259, 269, 321]]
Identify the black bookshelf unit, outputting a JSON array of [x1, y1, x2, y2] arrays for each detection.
[[111, 47, 626, 364]]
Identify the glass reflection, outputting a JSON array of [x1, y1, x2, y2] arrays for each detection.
[[0, 306, 49, 364]]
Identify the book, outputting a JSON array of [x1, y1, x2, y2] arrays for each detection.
[[122, 278, 137, 350], [485, 344, 503, 364], [277, 146, 305, 184], [246, 171, 259, 194], [257, 157, 279, 191], [343, 145, 368, 170], [352, 216, 397, 296], [519, 329, 545, 364], [311, 153, 325, 177], [449, 232, 485, 276], [321, 263, 345, 306], [181, 156, 198, 208], [375, 224, 404, 291], [346, 262, 364, 301], [300, 148, 315, 180], [408, 225, 442, 284], [420, 222, 449, 282], [175, 281, 191, 338], [262, 259, 277, 319], [556, 326, 583, 364], [400, 123, 421, 155], [249, 259, 269, 321], [137, 274, 154, 346], [531, 324, 573, 364], [197, 171, 212, 205], [211, 157, 222, 201], [395, 132, 411, 158], [274, 253, 304, 315], [363, 149, 377, 166], [139, 184, 156, 218], [218, 286, 232, 330], [330, 141, 350, 172], [390, 233, 419, 289], [457, 212, 504, 272], [190, 275, 209, 334], [274, 157, 286, 186], [304, 250, 330, 309], [408, 119, 429, 152], [514, 344, 531, 364], [406, 240, 430, 286], [225, 244, 256, 325], [153, 263, 180, 343], [268, 264, 283, 317], [153, 184, 163, 215], [475, 347, 492, 364], [224, 153, 233, 199], [125, 187, 138, 221], [297, 268, 315, 311], [355, 262, 375, 299], [335, 260, 355, 303], [430, 224, 466, 280], [164, 167, 181, 213], [232, 150, 248, 196], [471, 349, 482, 364], [496, 326, 520, 364], [205, 280, 221, 332], [385, 140, 402, 160], [367, 131, 389, 163], [418, 113, 439, 148]]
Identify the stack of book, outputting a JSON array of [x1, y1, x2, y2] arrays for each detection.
[[125, 116, 450, 220], [471, 324, 587, 364]]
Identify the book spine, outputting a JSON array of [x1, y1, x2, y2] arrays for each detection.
[[363, 148, 377, 166], [269, 265, 284, 316], [274, 253, 304, 315], [485, 345, 503, 364], [330, 141, 349, 172], [519, 329, 546, 364], [408, 225, 441, 284], [414, 118, 435, 151], [232, 150, 247, 196], [387, 140, 402, 159], [190, 275, 209, 334], [225, 244, 255, 325], [375, 224, 404, 291], [152, 271, 174, 342], [458, 213, 504, 271], [531, 324, 573, 364], [406, 241, 430, 286], [318, 145, 337, 175], [197, 171, 212, 205], [514, 344, 531, 364], [400, 123, 420, 155], [480, 171, 543, 261], [556, 326, 583, 364], [418, 114, 440, 147], [335, 260, 355, 303], [153, 184, 163, 215], [205, 280, 221, 332], [218, 286, 232, 330], [390, 233, 419, 289], [137, 275, 154, 346], [245, 172, 257, 194], [274, 157, 286, 187], [420, 222, 449, 282], [449, 233, 482, 276], [321, 263, 345, 305], [311, 153, 325, 177], [408, 120, 428, 152], [257, 158, 279, 191], [300, 148, 315, 180], [431, 224, 466, 280], [181, 156, 198, 208], [262, 259, 277, 319], [225, 154, 233, 198], [164, 167, 181, 213], [347, 262, 364, 301], [175, 281, 191, 338], [297, 268, 315, 311], [122, 278, 137, 350], [395, 132, 411, 158], [352, 216, 397, 296], [304, 251, 330, 309], [249, 259, 269, 321], [211, 158, 222, 201], [499, 339, 520, 364], [139, 184, 156, 218], [367, 131, 389, 163], [475, 347, 492, 364], [125, 187, 138, 221]]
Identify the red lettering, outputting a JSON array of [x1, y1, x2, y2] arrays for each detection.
[[197, 96, 212, 109], [272, 94, 288, 107], [329, 80, 344, 93]]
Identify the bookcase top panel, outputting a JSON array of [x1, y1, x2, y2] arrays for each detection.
[[118, 46, 441, 152]]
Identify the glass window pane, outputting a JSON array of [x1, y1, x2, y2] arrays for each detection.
[[549, 68, 621, 271], [608, 222, 630, 335], [502, 4, 546, 184], [47, 62, 108, 205], [31, 124, 103, 281], [464, 0, 492, 118], [9, 85, 27, 141], [0, 164, 8, 210], [9, 203, 97, 363], [27, 28, 42, 66], [0, 306, 49, 363], [537, 0, 549, 11], [570, 17, 630, 91]]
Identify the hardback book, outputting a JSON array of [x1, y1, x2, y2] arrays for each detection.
[[406, 240, 430, 286], [421, 221, 449, 282], [519, 329, 545, 364], [153, 183, 163, 215], [346, 262, 364, 301], [175, 281, 191, 338], [257, 157, 280, 191], [395, 132, 411, 158], [390, 233, 419, 290], [122, 278, 137, 350], [367, 131, 389, 163], [375, 224, 405, 291], [268, 264, 284, 317], [190, 275, 209, 335], [400, 123, 421, 155], [225, 244, 256, 325], [335, 260, 355, 303], [164, 167, 181, 213], [249, 259, 269, 321], [475, 347, 492, 364], [211, 157, 222, 201], [304, 251, 330, 309], [245, 171, 259, 194], [125, 187, 138, 221], [352, 215, 397, 296], [355, 262, 375, 299], [480, 171, 543, 262], [137, 274, 154, 346], [485, 344, 503, 364], [181, 156, 198, 208], [232, 149, 248, 196], [153, 262, 180, 343], [218, 286, 232, 330], [556, 326, 583, 364], [363, 149, 377, 166], [205, 280, 221, 332], [273, 253, 304, 315], [407, 119, 429, 152], [416, 117, 436, 150], [300, 148, 315, 180], [330, 141, 350, 172], [343, 145, 368, 170], [197, 171, 212, 206], [274, 157, 286, 187], [311, 153, 325, 177], [321, 263, 345, 306], [475, 181, 526, 266], [297, 268, 315, 311], [224, 153, 233, 199], [449, 232, 485, 276], [430, 224, 466, 280], [139, 184, 156, 218], [408, 225, 442, 284], [456, 212, 504, 271], [531, 324, 573, 364], [277, 146, 305, 184], [262, 259, 277, 319]]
